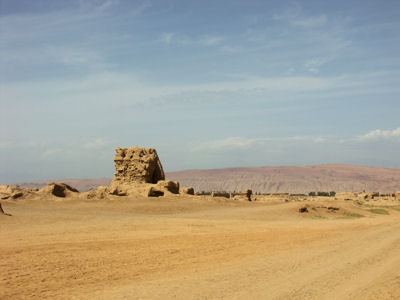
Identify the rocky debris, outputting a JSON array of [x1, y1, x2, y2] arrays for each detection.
[[358, 192, 368, 200], [108, 184, 165, 197], [0, 185, 20, 199], [132, 183, 181, 197], [371, 192, 380, 198], [299, 206, 308, 213], [108, 186, 127, 196], [147, 186, 165, 197], [396, 191, 400, 200], [327, 206, 340, 211], [180, 187, 195, 195], [228, 189, 253, 201], [299, 205, 340, 214], [80, 186, 108, 200], [0, 185, 35, 200], [157, 180, 179, 194], [10, 191, 23, 199], [358, 192, 380, 200], [38, 183, 79, 198]]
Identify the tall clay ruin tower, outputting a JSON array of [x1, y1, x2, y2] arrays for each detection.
[[110, 146, 165, 186], [108, 146, 187, 197]]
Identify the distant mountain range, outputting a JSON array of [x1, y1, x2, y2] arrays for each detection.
[[13, 164, 400, 193], [167, 164, 400, 193]]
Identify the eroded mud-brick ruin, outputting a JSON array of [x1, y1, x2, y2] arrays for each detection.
[[111, 146, 165, 185], [108, 146, 190, 197]]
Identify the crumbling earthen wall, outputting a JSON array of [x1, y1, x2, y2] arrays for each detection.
[[108, 146, 169, 196], [111, 146, 165, 185]]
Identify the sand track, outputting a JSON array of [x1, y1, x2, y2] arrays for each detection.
[[1, 197, 399, 299]]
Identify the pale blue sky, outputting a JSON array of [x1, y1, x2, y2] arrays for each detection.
[[1, 0, 400, 183]]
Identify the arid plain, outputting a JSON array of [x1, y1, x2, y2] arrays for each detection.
[[1, 192, 400, 299], [2, 146, 400, 299]]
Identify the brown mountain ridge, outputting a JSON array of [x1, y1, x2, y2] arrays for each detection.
[[14, 164, 400, 193], [167, 164, 400, 194]]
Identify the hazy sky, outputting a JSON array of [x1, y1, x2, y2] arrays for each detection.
[[1, 0, 400, 183]]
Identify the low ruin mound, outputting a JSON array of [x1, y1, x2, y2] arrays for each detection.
[[0, 185, 38, 200], [38, 183, 79, 198]]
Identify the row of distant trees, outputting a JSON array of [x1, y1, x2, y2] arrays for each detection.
[[308, 191, 336, 197], [196, 191, 337, 197]]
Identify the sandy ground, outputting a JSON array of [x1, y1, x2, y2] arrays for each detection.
[[1, 195, 400, 299]]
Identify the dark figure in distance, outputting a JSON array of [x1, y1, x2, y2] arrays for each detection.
[[246, 189, 252, 201]]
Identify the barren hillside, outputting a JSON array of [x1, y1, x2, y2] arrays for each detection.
[[14, 164, 400, 193], [167, 164, 400, 193]]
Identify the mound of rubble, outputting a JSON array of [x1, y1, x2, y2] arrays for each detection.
[[38, 183, 79, 197], [0, 185, 37, 200], [1, 182, 80, 200]]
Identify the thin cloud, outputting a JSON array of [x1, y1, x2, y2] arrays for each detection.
[[193, 129, 400, 152], [356, 128, 400, 141], [304, 57, 330, 73], [220, 45, 243, 53], [293, 14, 327, 27], [41, 148, 62, 159], [198, 35, 223, 46], [158, 33, 223, 47], [3, 70, 399, 110], [273, 2, 327, 28], [193, 137, 267, 151], [83, 138, 109, 149], [192, 136, 329, 151], [160, 32, 174, 44], [93, 0, 120, 12]]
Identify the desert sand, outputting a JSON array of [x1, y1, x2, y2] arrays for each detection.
[[1, 194, 400, 299]]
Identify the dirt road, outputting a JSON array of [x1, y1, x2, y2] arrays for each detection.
[[1, 196, 399, 299]]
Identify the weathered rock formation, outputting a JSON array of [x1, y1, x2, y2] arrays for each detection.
[[157, 180, 179, 194], [228, 189, 253, 201], [111, 146, 164, 184], [80, 186, 108, 200], [180, 187, 195, 195], [357, 192, 380, 200], [108, 146, 165, 195], [108, 146, 184, 197], [0, 185, 36, 200], [38, 183, 79, 197]]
